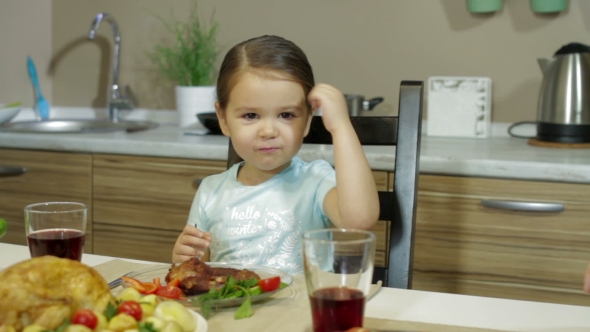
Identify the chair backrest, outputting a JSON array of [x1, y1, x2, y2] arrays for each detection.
[[226, 80, 424, 289]]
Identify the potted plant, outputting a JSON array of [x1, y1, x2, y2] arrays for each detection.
[[149, 3, 220, 127]]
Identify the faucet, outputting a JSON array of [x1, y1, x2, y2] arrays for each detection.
[[87, 13, 135, 122]]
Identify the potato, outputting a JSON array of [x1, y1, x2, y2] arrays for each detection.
[[140, 294, 159, 307], [93, 311, 109, 331], [160, 321, 184, 332], [64, 324, 93, 332], [139, 294, 159, 317], [153, 302, 195, 332], [116, 288, 143, 303], [142, 317, 165, 331], [107, 314, 138, 332], [22, 324, 45, 332]]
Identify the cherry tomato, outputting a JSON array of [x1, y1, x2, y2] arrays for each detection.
[[117, 300, 142, 321], [258, 276, 281, 292], [72, 309, 98, 329], [156, 285, 183, 299]]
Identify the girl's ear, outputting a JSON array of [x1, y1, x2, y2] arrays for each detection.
[[215, 102, 231, 137]]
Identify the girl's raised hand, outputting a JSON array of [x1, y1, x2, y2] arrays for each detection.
[[308, 84, 350, 134], [172, 224, 212, 263]]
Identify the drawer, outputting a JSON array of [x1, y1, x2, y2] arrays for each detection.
[[93, 154, 226, 231], [413, 175, 590, 305], [93, 223, 178, 263], [419, 175, 590, 204]]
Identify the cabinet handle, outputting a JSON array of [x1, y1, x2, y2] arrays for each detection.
[[193, 178, 203, 189], [0, 166, 27, 177], [481, 199, 564, 212]]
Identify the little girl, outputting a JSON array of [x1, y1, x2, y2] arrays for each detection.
[[172, 35, 379, 275]]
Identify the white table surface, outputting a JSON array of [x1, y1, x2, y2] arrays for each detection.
[[2, 243, 590, 331]]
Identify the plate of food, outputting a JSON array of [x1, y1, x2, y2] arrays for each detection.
[[121, 258, 293, 310], [0, 255, 208, 332]]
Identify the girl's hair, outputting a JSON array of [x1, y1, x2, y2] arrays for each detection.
[[216, 35, 315, 111]]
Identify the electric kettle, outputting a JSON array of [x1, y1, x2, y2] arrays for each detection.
[[536, 42, 590, 143]]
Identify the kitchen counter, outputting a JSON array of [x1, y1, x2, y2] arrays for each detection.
[[1, 108, 590, 184]]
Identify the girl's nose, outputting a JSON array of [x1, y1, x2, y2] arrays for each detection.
[[258, 119, 278, 138]]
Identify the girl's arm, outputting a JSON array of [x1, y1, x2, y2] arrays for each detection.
[[308, 84, 380, 230]]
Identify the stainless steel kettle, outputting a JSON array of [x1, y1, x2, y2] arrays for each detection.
[[536, 42, 590, 143]]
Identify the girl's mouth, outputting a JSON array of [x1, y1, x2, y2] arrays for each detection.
[[259, 147, 279, 153]]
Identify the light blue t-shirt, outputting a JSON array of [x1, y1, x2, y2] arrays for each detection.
[[187, 156, 336, 275]]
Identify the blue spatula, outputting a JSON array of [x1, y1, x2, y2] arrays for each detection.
[[27, 56, 50, 120]]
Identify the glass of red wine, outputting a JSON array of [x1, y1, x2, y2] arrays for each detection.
[[24, 202, 87, 261], [303, 229, 376, 332]]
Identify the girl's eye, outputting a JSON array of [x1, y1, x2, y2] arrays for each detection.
[[279, 112, 295, 119], [243, 113, 258, 120]]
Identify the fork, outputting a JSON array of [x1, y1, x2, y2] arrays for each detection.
[[108, 272, 132, 289]]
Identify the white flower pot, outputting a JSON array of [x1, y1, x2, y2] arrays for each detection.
[[175, 86, 216, 127]]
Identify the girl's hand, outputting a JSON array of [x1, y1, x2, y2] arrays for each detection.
[[308, 84, 350, 134], [172, 225, 212, 263]]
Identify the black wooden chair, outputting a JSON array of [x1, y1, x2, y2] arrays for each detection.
[[226, 80, 424, 289]]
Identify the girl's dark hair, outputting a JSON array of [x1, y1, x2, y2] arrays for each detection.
[[216, 35, 315, 111]]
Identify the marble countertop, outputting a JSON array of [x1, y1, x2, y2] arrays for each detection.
[[1, 108, 590, 184]]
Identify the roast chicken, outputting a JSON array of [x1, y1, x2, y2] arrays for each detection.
[[0, 256, 114, 332], [166, 258, 260, 295]]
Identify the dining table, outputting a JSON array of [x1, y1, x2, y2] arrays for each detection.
[[2, 242, 590, 332]]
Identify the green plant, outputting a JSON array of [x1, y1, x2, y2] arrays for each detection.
[[149, 2, 220, 86], [0, 218, 6, 238]]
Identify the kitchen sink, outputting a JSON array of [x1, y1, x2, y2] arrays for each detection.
[[0, 119, 158, 133]]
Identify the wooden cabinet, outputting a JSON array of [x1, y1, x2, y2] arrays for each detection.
[[0, 148, 93, 251], [91, 154, 392, 265], [371, 170, 390, 268], [4, 146, 590, 306], [92, 154, 226, 263], [412, 175, 590, 306]]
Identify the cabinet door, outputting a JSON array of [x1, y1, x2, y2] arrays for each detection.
[[413, 175, 590, 305], [0, 149, 93, 251], [93, 223, 179, 263], [93, 154, 226, 261]]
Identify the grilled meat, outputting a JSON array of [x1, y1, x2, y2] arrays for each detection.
[[166, 258, 260, 295]]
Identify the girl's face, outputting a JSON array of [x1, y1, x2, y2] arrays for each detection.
[[216, 71, 313, 179]]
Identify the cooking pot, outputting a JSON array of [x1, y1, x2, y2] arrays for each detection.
[[196, 112, 222, 134], [344, 95, 384, 116]]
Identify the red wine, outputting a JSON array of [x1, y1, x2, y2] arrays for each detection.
[[310, 287, 365, 332], [27, 228, 85, 261]]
